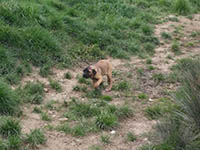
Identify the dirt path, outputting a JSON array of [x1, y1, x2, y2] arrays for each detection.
[[20, 14, 200, 150]]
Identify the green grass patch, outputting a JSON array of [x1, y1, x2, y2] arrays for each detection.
[[0, 117, 21, 137], [145, 98, 176, 120], [100, 135, 110, 144], [17, 81, 44, 104], [64, 72, 73, 79], [25, 129, 46, 148], [49, 79, 62, 92], [41, 112, 51, 121], [0, 79, 21, 116], [127, 132, 137, 142]]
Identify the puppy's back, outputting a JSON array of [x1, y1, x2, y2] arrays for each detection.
[[96, 60, 112, 75]]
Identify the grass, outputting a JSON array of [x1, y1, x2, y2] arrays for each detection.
[[112, 80, 131, 91], [0, 0, 199, 86], [17, 81, 44, 104], [77, 76, 91, 85], [64, 72, 73, 79], [41, 112, 51, 121], [59, 97, 133, 135], [138, 93, 148, 100], [171, 40, 181, 54], [100, 135, 110, 144], [73, 85, 88, 93], [127, 132, 137, 142], [0, 117, 21, 137], [49, 78, 62, 92], [101, 95, 112, 101], [145, 97, 177, 120], [0, 79, 21, 116], [152, 73, 165, 84], [33, 106, 42, 114], [96, 112, 118, 130], [39, 65, 52, 77], [148, 58, 200, 149], [146, 58, 152, 64], [173, 0, 191, 15], [25, 129, 46, 148], [161, 32, 172, 40]]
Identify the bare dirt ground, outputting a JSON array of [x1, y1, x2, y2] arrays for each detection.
[[20, 14, 200, 150]]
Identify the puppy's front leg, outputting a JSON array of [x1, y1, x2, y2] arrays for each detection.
[[93, 77, 103, 89]]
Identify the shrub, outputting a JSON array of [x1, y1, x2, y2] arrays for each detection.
[[152, 58, 200, 149], [0, 79, 21, 115], [173, 0, 191, 15]]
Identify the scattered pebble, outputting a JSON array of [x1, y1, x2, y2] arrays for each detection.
[[110, 130, 116, 134], [44, 88, 49, 92], [59, 118, 68, 121], [149, 98, 154, 102]]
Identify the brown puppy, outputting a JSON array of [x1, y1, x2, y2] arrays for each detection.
[[83, 60, 112, 91]]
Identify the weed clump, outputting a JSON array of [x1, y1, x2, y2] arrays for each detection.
[[25, 129, 46, 148], [17, 81, 44, 104], [0, 79, 21, 115]]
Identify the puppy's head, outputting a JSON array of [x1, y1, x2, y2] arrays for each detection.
[[82, 66, 97, 79]]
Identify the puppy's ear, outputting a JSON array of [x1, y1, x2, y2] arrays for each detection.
[[92, 69, 97, 75]]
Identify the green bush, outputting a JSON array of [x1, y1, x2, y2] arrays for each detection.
[[173, 0, 191, 15], [152, 58, 200, 149], [0, 79, 21, 115]]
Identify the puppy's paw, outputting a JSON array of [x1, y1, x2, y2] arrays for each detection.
[[105, 88, 111, 92]]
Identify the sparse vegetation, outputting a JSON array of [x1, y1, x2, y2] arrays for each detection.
[[41, 112, 51, 121], [49, 79, 62, 92], [161, 32, 172, 40], [17, 81, 44, 104], [101, 135, 110, 144], [127, 132, 137, 142], [171, 40, 181, 54], [138, 93, 148, 100], [25, 129, 46, 148], [152, 73, 165, 84], [64, 72, 73, 79]]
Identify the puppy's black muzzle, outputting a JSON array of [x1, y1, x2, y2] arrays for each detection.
[[83, 73, 89, 79]]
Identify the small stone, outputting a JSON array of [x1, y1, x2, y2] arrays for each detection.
[[44, 88, 48, 92], [149, 98, 154, 102], [59, 118, 68, 121], [110, 130, 116, 134]]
